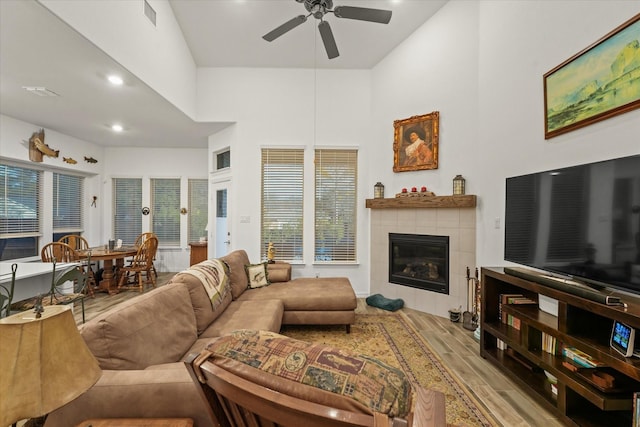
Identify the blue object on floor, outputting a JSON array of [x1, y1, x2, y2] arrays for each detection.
[[366, 294, 404, 312]]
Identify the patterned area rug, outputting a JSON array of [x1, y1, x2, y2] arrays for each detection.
[[282, 312, 499, 427]]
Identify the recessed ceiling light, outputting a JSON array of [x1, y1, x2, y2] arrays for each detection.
[[107, 75, 123, 86], [111, 124, 123, 132]]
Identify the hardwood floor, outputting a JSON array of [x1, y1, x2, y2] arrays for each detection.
[[70, 274, 563, 427]]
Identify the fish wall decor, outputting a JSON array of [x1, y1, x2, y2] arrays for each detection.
[[84, 156, 98, 164], [25, 129, 59, 162], [63, 157, 77, 164]]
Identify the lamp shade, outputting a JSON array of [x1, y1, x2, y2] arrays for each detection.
[[0, 305, 101, 426]]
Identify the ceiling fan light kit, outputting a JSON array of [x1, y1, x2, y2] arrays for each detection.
[[263, 0, 392, 59]]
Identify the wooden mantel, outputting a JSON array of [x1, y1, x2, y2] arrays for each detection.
[[365, 195, 476, 209]]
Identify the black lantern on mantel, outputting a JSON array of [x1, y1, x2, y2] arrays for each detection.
[[453, 175, 466, 195], [374, 182, 385, 199]]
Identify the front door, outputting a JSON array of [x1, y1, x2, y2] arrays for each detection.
[[211, 179, 231, 257]]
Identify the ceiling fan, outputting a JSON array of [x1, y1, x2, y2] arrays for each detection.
[[262, 0, 392, 59]]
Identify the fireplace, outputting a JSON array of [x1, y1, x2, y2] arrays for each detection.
[[388, 233, 449, 294]]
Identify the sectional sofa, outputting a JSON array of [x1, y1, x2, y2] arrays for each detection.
[[44, 250, 357, 427]]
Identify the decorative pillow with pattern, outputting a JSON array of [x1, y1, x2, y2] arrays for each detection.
[[245, 262, 270, 288]]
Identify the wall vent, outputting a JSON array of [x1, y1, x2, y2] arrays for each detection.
[[22, 86, 60, 97], [143, 0, 157, 26]]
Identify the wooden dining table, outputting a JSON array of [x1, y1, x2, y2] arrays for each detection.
[[77, 246, 138, 295]]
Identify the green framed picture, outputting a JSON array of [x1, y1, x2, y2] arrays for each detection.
[[544, 14, 640, 139]]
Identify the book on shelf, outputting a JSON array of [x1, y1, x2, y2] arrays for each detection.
[[562, 346, 605, 368], [542, 332, 559, 355], [497, 338, 508, 350], [505, 314, 521, 330], [498, 293, 536, 327]]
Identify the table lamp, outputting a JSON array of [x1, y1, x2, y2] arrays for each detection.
[[0, 305, 102, 426]]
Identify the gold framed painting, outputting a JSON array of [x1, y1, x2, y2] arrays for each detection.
[[393, 111, 439, 172], [544, 13, 640, 139]]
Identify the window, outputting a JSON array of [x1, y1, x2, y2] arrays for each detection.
[[261, 149, 304, 262], [0, 164, 42, 260], [216, 150, 230, 170], [113, 178, 142, 245], [188, 179, 208, 243], [314, 149, 357, 262], [151, 178, 180, 246], [52, 172, 83, 240]]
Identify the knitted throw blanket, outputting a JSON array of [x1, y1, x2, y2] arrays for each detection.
[[180, 259, 230, 309]]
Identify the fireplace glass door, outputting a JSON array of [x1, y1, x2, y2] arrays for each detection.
[[388, 233, 449, 294]]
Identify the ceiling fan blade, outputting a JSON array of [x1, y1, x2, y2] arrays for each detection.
[[262, 15, 307, 41], [333, 6, 392, 24], [318, 20, 339, 59]]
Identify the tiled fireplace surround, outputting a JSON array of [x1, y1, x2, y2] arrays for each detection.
[[368, 197, 476, 319]]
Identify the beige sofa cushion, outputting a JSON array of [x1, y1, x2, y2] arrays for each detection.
[[266, 262, 291, 282], [199, 299, 284, 339], [219, 249, 251, 299], [236, 277, 357, 311], [169, 264, 232, 335], [80, 284, 197, 370]]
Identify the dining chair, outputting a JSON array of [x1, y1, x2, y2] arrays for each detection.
[[118, 235, 158, 292], [58, 234, 90, 251], [41, 241, 78, 263], [134, 232, 158, 279], [41, 242, 96, 297], [0, 264, 17, 318], [47, 257, 93, 323]]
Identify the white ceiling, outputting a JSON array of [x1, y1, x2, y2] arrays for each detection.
[[0, 0, 446, 149]]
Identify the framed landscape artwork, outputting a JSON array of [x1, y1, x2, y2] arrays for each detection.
[[544, 13, 640, 139], [393, 111, 439, 172]]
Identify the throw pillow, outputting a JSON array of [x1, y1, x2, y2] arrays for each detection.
[[245, 262, 270, 288]]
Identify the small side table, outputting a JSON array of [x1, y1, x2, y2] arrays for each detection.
[[188, 241, 208, 266], [75, 419, 193, 427]]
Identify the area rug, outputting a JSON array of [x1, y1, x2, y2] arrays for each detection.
[[282, 313, 499, 427]]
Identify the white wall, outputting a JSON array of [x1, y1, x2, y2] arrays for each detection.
[[4, 1, 639, 303], [371, 0, 640, 285], [0, 114, 206, 271], [198, 67, 373, 296], [103, 146, 208, 272], [40, 0, 198, 118], [0, 114, 104, 253]]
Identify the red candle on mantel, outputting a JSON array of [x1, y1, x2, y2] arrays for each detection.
[[421, 186, 427, 192], [401, 188, 408, 193], [411, 187, 417, 192]]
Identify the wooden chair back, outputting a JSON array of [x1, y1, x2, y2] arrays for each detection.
[[134, 232, 156, 247], [41, 242, 79, 263], [58, 234, 90, 251], [131, 235, 158, 268], [185, 353, 445, 427], [118, 236, 158, 292]]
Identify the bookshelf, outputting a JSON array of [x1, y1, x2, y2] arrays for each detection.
[[481, 267, 640, 426]]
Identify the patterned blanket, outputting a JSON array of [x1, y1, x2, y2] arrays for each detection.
[[180, 259, 230, 309], [207, 329, 412, 417]]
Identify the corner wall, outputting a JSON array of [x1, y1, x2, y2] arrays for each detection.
[[369, 1, 640, 315]]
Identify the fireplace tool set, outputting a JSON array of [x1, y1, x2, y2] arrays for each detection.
[[463, 267, 480, 331]]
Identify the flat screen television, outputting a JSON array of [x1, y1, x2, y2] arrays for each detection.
[[504, 154, 640, 295]]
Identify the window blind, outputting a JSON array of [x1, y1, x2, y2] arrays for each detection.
[[53, 172, 83, 234], [113, 178, 142, 245], [0, 164, 41, 260], [314, 149, 357, 262], [0, 164, 41, 237], [151, 178, 180, 246], [188, 179, 208, 242], [261, 149, 304, 262]]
